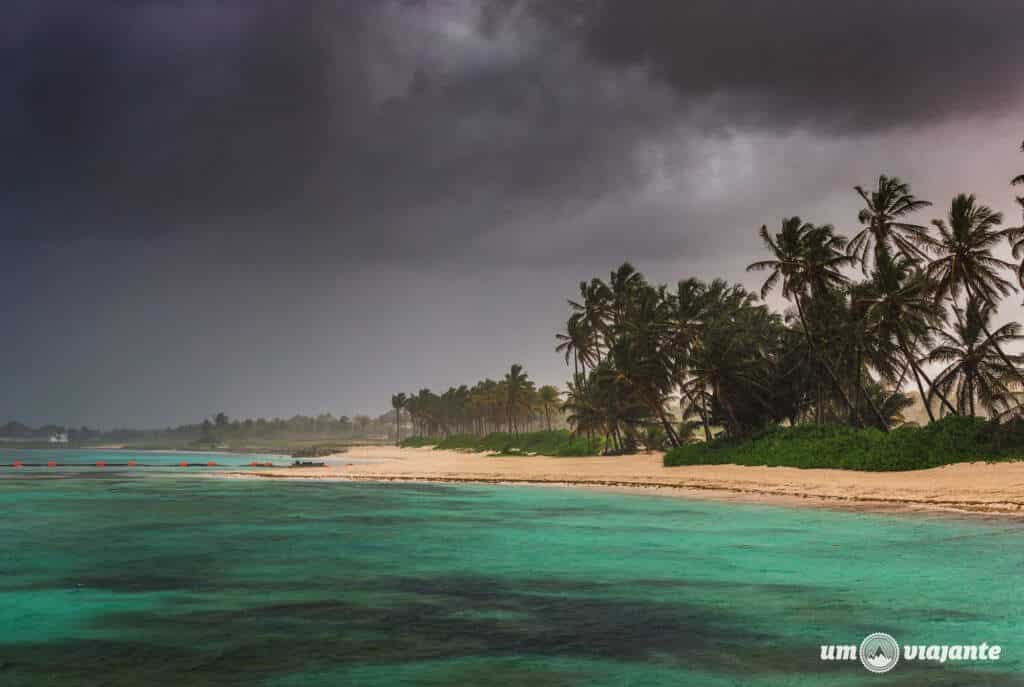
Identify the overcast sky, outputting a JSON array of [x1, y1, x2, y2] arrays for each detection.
[[3, 0, 1023, 428]]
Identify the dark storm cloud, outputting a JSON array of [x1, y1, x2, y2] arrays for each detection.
[[2, 0, 678, 253], [569, 0, 1024, 133], [2, 0, 1022, 257], [4, 1, 1024, 428]]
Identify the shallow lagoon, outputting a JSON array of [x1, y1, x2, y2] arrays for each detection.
[[1, 455, 1022, 686]]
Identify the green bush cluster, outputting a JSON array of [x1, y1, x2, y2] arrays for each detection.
[[397, 436, 437, 448], [663, 416, 1024, 471], [399, 430, 599, 457]]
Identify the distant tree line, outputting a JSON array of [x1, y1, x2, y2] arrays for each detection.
[[393, 371, 564, 441], [1, 411, 399, 447]]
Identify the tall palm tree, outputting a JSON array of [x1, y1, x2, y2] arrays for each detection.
[[849, 175, 933, 269], [927, 194, 1023, 393], [563, 373, 602, 450], [589, 360, 649, 452], [556, 314, 591, 380], [1006, 141, 1024, 287], [503, 363, 530, 436], [607, 262, 644, 331], [391, 393, 407, 443], [927, 297, 1023, 418], [669, 278, 712, 437], [538, 385, 561, 431], [567, 281, 605, 368], [685, 303, 774, 437], [618, 282, 682, 446], [747, 218, 872, 424], [862, 253, 956, 419], [929, 194, 1013, 304]]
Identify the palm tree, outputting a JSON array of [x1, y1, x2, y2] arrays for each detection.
[[929, 194, 1013, 304], [391, 393, 407, 443], [538, 385, 561, 431], [607, 262, 644, 330], [669, 278, 711, 437], [555, 314, 590, 380], [849, 175, 933, 269], [588, 360, 650, 452], [685, 303, 772, 437], [862, 253, 956, 420], [927, 296, 1023, 418], [927, 194, 1023, 394], [1006, 141, 1024, 287], [618, 282, 682, 446], [504, 363, 530, 436], [563, 373, 602, 451], [568, 280, 606, 366], [747, 218, 872, 424]]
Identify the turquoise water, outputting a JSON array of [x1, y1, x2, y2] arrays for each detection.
[[1, 452, 1022, 686], [2, 447, 287, 470]]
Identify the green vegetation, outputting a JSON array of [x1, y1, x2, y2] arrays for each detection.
[[394, 150, 1024, 466], [664, 416, 1024, 471], [291, 444, 349, 458], [395, 371, 574, 446], [400, 430, 599, 457], [2, 412, 399, 452], [396, 436, 437, 449]]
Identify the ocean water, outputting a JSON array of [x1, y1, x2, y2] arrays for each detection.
[[1, 452, 1022, 686], [1, 447, 288, 470]]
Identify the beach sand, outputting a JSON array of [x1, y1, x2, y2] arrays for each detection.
[[224, 445, 1024, 517]]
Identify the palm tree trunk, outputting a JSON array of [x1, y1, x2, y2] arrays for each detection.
[[897, 332, 957, 418], [908, 358, 936, 423], [713, 382, 741, 438], [699, 391, 712, 442], [853, 342, 863, 427], [970, 373, 976, 417], [815, 380, 822, 425], [655, 403, 681, 447], [683, 386, 712, 442]]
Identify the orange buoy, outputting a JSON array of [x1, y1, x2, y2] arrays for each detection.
[[250, 460, 260, 467], [47, 460, 57, 468], [207, 461, 217, 467], [264, 461, 273, 467], [13, 460, 23, 468], [127, 460, 138, 467], [179, 461, 189, 467], [96, 460, 106, 468]]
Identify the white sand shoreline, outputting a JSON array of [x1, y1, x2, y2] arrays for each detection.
[[212, 445, 1024, 518]]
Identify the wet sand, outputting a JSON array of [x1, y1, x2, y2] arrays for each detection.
[[222, 445, 1024, 517]]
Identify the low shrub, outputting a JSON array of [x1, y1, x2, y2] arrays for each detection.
[[400, 430, 600, 456], [663, 416, 1024, 471], [397, 437, 437, 448]]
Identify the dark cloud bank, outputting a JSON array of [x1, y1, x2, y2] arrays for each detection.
[[2, 1, 1023, 426]]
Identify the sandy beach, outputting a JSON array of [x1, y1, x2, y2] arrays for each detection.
[[223, 445, 1024, 517]]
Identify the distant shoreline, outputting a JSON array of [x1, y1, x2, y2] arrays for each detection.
[[215, 445, 1024, 519]]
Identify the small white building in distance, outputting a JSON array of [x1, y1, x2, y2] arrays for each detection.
[[49, 432, 69, 444]]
